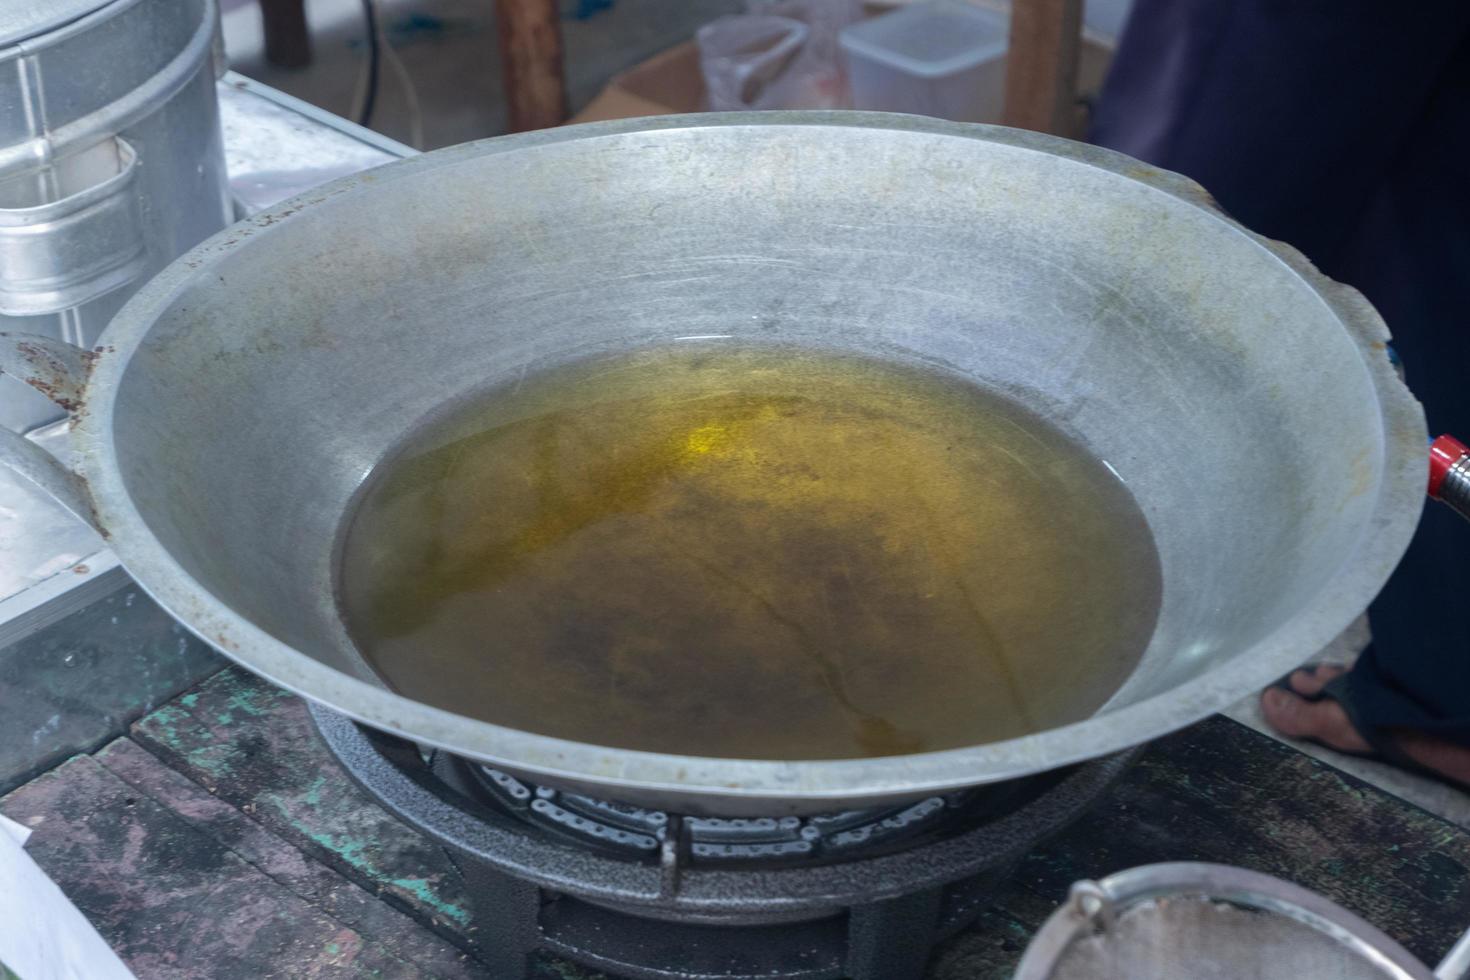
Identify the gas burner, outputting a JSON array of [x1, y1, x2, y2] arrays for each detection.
[[310, 704, 1134, 980], [465, 763, 975, 866]]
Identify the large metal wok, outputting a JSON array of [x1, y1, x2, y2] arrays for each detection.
[[0, 114, 1432, 815]]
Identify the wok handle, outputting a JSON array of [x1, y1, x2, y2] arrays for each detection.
[[1430, 435, 1470, 523], [0, 332, 102, 531]]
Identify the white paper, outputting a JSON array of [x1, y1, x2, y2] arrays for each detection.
[[0, 814, 32, 846], [0, 813, 136, 980]]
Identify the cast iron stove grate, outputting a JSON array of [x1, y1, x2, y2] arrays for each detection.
[[310, 704, 1133, 980]]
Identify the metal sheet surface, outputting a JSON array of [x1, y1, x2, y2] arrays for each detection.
[[0, 74, 410, 638], [0, 0, 113, 48]]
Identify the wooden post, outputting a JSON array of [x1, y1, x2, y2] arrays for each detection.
[[1001, 0, 1084, 135], [259, 0, 312, 70], [495, 0, 569, 132]]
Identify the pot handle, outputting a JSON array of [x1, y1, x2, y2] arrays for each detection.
[[1430, 435, 1470, 523], [0, 332, 102, 532], [0, 137, 147, 317]]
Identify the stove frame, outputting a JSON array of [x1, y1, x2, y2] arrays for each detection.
[[310, 704, 1134, 980]]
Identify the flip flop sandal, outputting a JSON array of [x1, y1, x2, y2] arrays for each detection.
[[1268, 662, 1342, 704], [1275, 670, 1463, 790]]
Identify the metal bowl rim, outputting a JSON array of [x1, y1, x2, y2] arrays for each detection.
[[1013, 861, 1434, 980]]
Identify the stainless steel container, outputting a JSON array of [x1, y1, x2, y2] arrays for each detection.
[[0, 0, 232, 432], [1016, 863, 1470, 980], [0, 114, 1430, 815]]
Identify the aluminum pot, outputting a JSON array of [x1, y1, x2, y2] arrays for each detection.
[[0, 114, 1428, 815], [0, 0, 233, 433]]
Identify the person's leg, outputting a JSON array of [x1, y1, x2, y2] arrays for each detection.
[[1094, 0, 1470, 768], [1274, 33, 1470, 753], [1091, 0, 1470, 266]]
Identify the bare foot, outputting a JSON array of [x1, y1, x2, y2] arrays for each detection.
[[1261, 665, 1470, 788], [1260, 667, 1371, 754]]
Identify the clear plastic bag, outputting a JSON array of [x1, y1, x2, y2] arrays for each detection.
[[697, 0, 860, 111]]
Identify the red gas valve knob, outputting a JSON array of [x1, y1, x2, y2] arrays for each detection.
[[1429, 434, 1470, 521]]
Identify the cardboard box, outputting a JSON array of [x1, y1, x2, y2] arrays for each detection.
[[569, 42, 705, 124], [569, 21, 1114, 132]]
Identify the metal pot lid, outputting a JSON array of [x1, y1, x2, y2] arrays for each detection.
[[1013, 863, 1460, 980], [0, 0, 117, 49]]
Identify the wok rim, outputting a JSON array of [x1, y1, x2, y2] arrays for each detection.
[[78, 111, 1428, 811]]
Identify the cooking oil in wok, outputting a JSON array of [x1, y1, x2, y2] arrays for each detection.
[[338, 344, 1162, 760]]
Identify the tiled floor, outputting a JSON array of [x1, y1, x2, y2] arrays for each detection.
[[9, 665, 1470, 978], [0, 585, 222, 797]]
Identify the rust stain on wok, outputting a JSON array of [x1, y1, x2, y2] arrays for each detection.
[[253, 206, 300, 227], [19, 377, 81, 411], [1347, 447, 1375, 499], [12, 340, 97, 413]]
